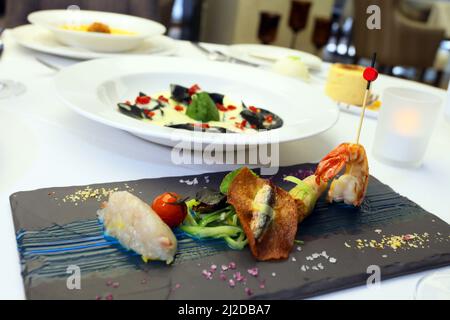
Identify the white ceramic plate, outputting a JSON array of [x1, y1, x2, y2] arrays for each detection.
[[228, 44, 323, 71], [55, 57, 339, 148], [12, 25, 177, 60], [336, 92, 381, 119], [28, 10, 166, 53]]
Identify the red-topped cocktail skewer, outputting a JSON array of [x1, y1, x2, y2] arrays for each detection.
[[356, 53, 379, 144]]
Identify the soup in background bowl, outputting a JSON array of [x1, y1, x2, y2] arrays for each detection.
[[28, 10, 166, 53]]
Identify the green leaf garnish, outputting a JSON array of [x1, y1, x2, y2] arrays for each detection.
[[179, 225, 242, 238], [225, 233, 248, 250], [219, 167, 257, 195], [186, 92, 220, 122]]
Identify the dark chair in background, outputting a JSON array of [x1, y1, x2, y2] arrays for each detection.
[[352, 0, 444, 79], [4, 0, 175, 28]]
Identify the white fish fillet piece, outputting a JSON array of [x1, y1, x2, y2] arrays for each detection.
[[98, 191, 177, 264]]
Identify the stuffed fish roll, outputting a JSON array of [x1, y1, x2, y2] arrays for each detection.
[[98, 191, 177, 264]]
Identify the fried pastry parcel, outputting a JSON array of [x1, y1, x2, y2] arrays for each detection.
[[227, 167, 298, 260]]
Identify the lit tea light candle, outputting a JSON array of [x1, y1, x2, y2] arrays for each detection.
[[373, 87, 443, 167], [382, 108, 424, 163], [393, 109, 420, 136]]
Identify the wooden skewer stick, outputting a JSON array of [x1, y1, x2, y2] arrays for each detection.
[[355, 87, 371, 145], [355, 53, 378, 145]]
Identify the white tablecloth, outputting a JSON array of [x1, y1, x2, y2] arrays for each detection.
[[0, 30, 449, 300]]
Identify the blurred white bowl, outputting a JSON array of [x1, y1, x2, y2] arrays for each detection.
[[28, 10, 166, 53]]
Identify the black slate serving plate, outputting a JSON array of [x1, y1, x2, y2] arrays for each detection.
[[10, 164, 450, 300]]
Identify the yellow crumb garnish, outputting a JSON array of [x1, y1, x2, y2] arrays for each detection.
[[59, 185, 134, 204], [345, 232, 437, 252]]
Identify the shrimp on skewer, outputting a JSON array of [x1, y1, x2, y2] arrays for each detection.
[[315, 143, 369, 207]]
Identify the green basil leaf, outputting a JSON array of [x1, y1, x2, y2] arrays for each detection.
[[186, 92, 220, 122]]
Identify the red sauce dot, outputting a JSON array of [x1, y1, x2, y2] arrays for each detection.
[[136, 96, 151, 105], [188, 84, 201, 96], [235, 120, 247, 130], [144, 110, 155, 118], [216, 103, 228, 112], [158, 95, 169, 103], [193, 123, 210, 129]]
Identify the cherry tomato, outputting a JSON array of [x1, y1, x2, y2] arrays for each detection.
[[151, 192, 187, 228]]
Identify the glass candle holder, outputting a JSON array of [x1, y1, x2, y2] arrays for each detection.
[[373, 87, 443, 167]]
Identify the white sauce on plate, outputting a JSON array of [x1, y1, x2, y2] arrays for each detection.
[[128, 91, 259, 133]]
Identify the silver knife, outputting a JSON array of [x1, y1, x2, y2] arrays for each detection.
[[192, 42, 260, 67]]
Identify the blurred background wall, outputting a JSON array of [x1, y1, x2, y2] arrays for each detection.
[[201, 0, 334, 54], [0, 0, 449, 89]]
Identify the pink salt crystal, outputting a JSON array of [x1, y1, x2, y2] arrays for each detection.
[[259, 280, 266, 289], [105, 293, 114, 300], [210, 264, 217, 272], [95, 295, 102, 300], [245, 287, 253, 296], [106, 280, 113, 287], [228, 279, 236, 287], [228, 262, 236, 269], [202, 269, 213, 280], [175, 283, 181, 289], [247, 267, 259, 277], [112, 282, 120, 288], [403, 234, 415, 241], [234, 272, 245, 282], [221, 264, 229, 271], [219, 272, 227, 281]]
